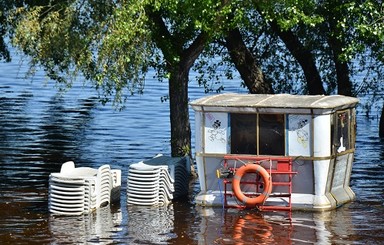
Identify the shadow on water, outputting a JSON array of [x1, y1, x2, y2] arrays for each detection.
[[0, 93, 97, 185], [34, 95, 97, 166]]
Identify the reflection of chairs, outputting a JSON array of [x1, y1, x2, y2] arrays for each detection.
[[127, 205, 175, 244], [49, 205, 122, 243], [49, 161, 121, 215], [127, 155, 189, 206]]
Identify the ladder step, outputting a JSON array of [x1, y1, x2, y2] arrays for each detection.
[[260, 206, 292, 211], [270, 171, 297, 174], [269, 193, 291, 198], [272, 182, 292, 186]]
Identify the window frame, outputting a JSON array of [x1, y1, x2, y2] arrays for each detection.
[[332, 109, 352, 154], [229, 113, 286, 156]]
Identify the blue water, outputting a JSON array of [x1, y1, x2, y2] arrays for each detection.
[[0, 53, 383, 244]]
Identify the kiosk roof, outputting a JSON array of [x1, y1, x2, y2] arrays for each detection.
[[190, 93, 358, 110]]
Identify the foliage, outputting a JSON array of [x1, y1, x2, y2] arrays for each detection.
[[5, 0, 384, 112], [193, 0, 384, 100], [9, 1, 154, 105], [7, 0, 248, 104], [0, 0, 13, 62], [194, 0, 325, 94]]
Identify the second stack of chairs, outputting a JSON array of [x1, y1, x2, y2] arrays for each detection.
[[127, 155, 189, 206]]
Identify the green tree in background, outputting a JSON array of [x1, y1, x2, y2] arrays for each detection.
[[198, 0, 384, 97], [2, 0, 384, 154], [5, 0, 244, 157]]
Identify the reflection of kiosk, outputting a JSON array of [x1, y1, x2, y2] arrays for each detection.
[[190, 93, 358, 211]]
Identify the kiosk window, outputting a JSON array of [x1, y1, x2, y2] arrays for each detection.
[[334, 111, 350, 153], [230, 114, 257, 154], [259, 114, 285, 155]]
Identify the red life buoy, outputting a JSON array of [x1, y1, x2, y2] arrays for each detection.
[[232, 164, 272, 207]]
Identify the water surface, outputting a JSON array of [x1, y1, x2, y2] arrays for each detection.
[[0, 57, 383, 244]]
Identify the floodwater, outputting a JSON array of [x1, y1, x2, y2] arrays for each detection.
[[0, 55, 384, 244]]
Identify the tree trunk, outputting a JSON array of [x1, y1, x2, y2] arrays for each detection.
[[147, 9, 208, 157], [169, 65, 191, 157], [327, 35, 353, 96], [334, 60, 352, 96], [325, 10, 353, 96], [167, 34, 207, 157], [380, 104, 384, 138], [269, 21, 326, 95], [225, 28, 273, 94]]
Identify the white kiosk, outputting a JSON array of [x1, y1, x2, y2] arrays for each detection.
[[190, 93, 358, 211]]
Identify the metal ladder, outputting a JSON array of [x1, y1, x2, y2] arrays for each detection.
[[222, 155, 297, 211]]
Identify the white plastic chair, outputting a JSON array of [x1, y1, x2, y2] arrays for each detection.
[[48, 161, 121, 215]]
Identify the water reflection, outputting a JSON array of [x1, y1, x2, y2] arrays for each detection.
[[1, 54, 384, 244], [36, 95, 97, 165], [125, 205, 176, 244], [231, 213, 274, 244], [0, 91, 98, 204], [0, 91, 97, 183], [195, 207, 358, 245], [0, 89, 101, 244], [49, 205, 122, 244]]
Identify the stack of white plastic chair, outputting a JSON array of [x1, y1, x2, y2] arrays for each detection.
[[127, 162, 174, 205], [49, 161, 121, 215], [127, 155, 189, 206]]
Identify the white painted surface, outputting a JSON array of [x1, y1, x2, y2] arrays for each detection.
[[288, 114, 312, 156], [204, 112, 229, 154], [313, 115, 331, 197]]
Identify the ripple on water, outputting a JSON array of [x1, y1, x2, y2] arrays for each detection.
[[1, 60, 384, 244]]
